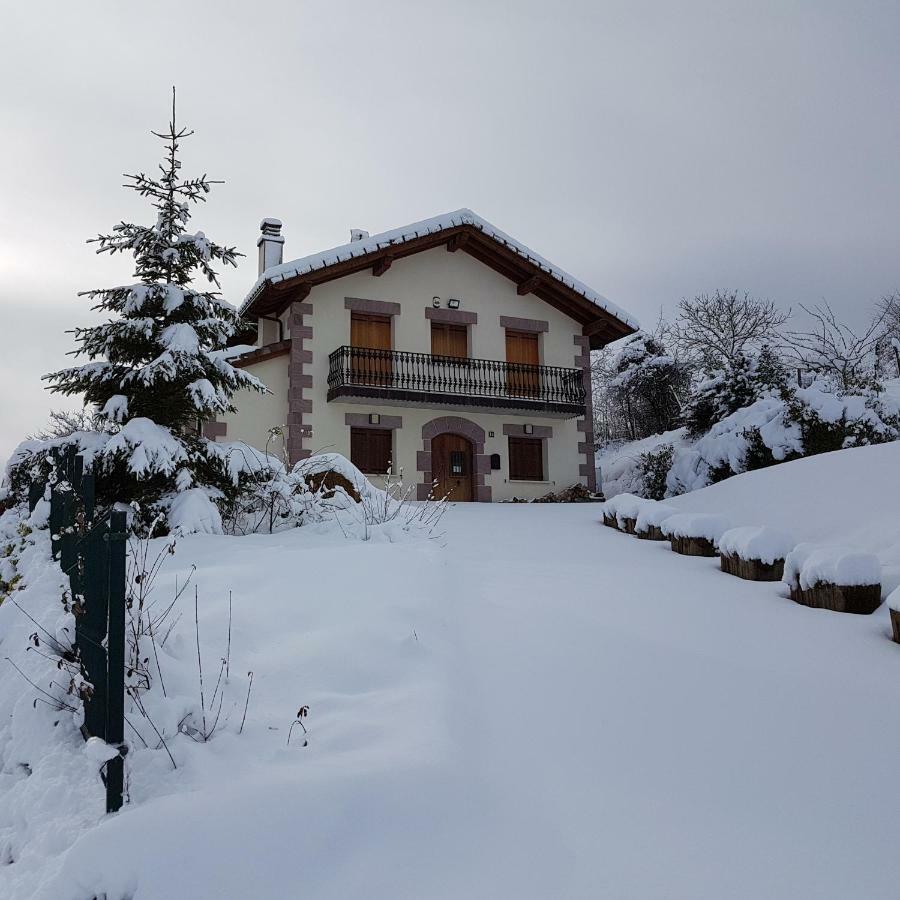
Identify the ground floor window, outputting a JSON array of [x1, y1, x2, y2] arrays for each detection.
[[350, 427, 392, 474], [508, 436, 544, 481]]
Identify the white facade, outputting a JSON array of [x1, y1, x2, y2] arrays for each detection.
[[217, 215, 630, 501]]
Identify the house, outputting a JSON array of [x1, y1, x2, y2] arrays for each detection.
[[211, 209, 637, 501]]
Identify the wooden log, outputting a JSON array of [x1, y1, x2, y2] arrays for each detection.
[[670, 535, 718, 557], [790, 582, 882, 615], [720, 553, 785, 582], [890, 608, 900, 644], [602, 512, 619, 530], [637, 524, 667, 541], [620, 516, 637, 535]]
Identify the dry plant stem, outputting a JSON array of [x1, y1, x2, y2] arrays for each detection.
[[4, 657, 78, 712], [194, 586, 207, 739], [226, 591, 232, 680], [238, 671, 253, 735], [129, 687, 177, 770]]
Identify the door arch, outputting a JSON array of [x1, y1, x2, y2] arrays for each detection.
[[419, 416, 491, 502], [431, 433, 474, 501]]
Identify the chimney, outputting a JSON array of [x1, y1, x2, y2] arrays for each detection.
[[257, 218, 284, 275], [350, 228, 369, 242]]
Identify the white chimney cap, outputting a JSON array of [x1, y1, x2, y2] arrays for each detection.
[[260, 218, 283, 234], [350, 229, 369, 242]]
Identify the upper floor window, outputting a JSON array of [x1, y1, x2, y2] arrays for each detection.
[[350, 313, 392, 350], [430, 322, 468, 359], [505, 329, 540, 397]]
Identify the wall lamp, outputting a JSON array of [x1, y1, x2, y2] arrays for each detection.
[[448, 298, 460, 309], [432, 296, 441, 308]]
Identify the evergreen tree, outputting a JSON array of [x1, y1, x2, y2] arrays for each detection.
[[42, 91, 264, 524]]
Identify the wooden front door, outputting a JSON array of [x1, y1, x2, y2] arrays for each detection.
[[350, 313, 392, 386], [431, 433, 474, 501], [505, 329, 540, 397]]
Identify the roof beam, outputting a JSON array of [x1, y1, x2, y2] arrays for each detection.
[[372, 255, 393, 277], [446, 232, 469, 252], [516, 275, 542, 296]]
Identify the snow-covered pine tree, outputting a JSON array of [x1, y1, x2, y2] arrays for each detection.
[[42, 91, 264, 528]]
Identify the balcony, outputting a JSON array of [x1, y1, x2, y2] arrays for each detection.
[[327, 346, 586, 417]]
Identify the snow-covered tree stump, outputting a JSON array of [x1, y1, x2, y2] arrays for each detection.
[[717, 526, 793, 581], [600, 494, 652, 534], [783, 544, 882, 615], [661, 513, 731, 557], [635, 502, 676, 541]]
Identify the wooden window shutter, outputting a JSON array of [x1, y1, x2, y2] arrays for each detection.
[[350, 428, 392, 474], [508, 437, 544, 481]]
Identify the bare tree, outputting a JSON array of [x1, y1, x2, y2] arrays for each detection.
[[669, 290, 789, 368], [29, 407, 103, 440], [783, 302, 885, 391], [875, 293, 900, 378]]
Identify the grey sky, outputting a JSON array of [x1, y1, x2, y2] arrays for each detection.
[[2, 1, 898, 464]]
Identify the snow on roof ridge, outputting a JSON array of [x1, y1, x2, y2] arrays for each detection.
[[239, 208, 638, 329]]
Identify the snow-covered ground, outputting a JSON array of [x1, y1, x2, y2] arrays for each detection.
[[3, 476, 900, 898]]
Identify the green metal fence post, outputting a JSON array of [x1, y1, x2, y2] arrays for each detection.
[[59, 489, 76, 578], [105, 509, 127, 814], [79, 519, 109, 740]]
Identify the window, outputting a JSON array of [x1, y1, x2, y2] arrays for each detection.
[[350, 428, 392, 474], [430, 322, 468, 359], [505, 330, 540, 397], [508, 437, 544, 481], [350, 314, 392, 386]]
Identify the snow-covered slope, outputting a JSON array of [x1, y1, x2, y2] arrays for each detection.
[[4, 493, 900, 898], [666, 441, 900, 592]]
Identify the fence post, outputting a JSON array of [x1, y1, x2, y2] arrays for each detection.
[[79, 519, 109, 741], [49, 481, 63, 561], [59, 488, 77, 578], [104, 509, 127, 814]]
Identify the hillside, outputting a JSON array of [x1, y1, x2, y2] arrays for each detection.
[[666, 441, 900, 592], [2, 451, 900, 898]]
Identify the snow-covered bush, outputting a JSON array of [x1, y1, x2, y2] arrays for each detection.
[[636, 443, 674, 500], [605, 332, 690, 440], [666, 380, 900, 496], [683, 347, 789, 439]]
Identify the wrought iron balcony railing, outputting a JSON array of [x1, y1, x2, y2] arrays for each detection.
[[327, 346, 586, 415]]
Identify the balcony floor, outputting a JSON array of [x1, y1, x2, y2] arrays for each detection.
[[327, 384, 585, 418]]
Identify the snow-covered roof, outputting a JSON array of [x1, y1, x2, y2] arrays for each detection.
[[240, 208, 638, 329]]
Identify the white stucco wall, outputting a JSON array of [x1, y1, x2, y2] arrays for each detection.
[[220, 246, 591, 499], [219, 354, 289, 459]]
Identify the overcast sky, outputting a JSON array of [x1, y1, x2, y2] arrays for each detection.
[[1, 1, 898, 464]]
